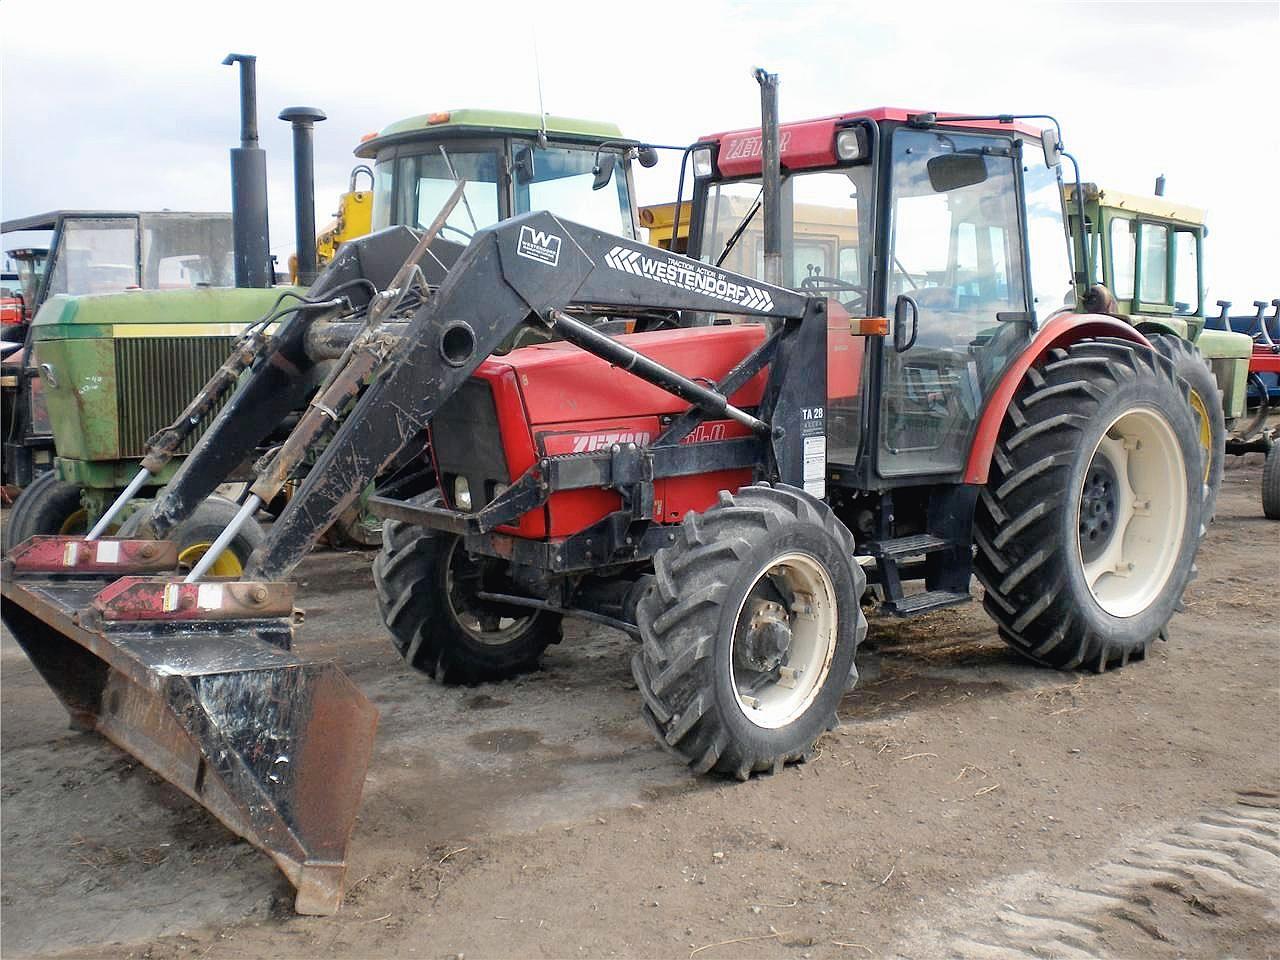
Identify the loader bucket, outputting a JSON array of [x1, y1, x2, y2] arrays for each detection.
[[0, 540, 378, 916]]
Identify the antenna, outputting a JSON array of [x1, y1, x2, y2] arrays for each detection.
[[532, 30, 548, 147]]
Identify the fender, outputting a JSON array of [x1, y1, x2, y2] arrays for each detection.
[[962, 312, 1149, 484]]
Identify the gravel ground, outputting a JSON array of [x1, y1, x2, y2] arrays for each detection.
[[2, 456, 1276, 959]]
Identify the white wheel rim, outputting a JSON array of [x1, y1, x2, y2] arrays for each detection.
[[1076, 407, 1187, 618], [443, 539, 534, 645], [729, 551, 839, 729]]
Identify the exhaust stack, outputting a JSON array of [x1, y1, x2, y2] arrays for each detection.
[[224, 53, 272, 288], [754, 68, 782, 288], [280, 106, 327, 286]]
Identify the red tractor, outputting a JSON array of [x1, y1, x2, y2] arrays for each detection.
[[1, 75, 1205, 912]]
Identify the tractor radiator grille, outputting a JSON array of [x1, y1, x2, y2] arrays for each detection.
[[114, 336, 239, 458]]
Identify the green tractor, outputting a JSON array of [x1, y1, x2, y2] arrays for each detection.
[[3, 105, 648, 571], [1065, 181, 1253, 516]]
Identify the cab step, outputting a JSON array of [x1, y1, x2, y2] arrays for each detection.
[[883, 589, 971, 617], [867, 534, 952, 559]]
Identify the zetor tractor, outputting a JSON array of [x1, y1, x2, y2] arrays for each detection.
[[0, 75, 1206, 913]]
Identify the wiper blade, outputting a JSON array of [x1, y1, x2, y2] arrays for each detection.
[[715, 189, 763, 268], [438, 146, 479, 232]]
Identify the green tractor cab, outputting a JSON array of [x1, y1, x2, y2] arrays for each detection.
[[355, 108, 640, 241], [1066, 182, 1253, 515]]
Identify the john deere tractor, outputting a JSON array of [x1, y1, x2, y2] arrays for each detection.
[[4, 89, 648, 572]]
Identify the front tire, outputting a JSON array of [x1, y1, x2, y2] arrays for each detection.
[[118, 495, 265, 577], [372, 492, 561, 683], [975, 338, 1204, 671], [633, 484, 867, 780], [1263, 444, 1280, 520], [3, 470, 86, 552]]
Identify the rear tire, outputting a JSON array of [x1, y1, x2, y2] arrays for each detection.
[[1263, 444, 1280, 521], [975, 338, 1203, 672], [3, 470, 86, 552], [1148, 333, 1224, 519], [372, 492, 561, 683], [118, 495, 265, 577], [633, 484, 866, 780]]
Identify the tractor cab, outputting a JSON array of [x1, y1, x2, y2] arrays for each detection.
[[1, 210, 235, 489], [685, 109, 1074, 492], [355, 109, 640, 248]]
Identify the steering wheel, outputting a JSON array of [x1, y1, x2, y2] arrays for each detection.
[[439, 223, 473, 244], [800, 274, 867, 311]]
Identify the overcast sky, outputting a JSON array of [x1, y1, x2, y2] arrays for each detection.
[[2, 0, 1276, 308]]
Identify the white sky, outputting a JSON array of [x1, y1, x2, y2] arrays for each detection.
[[2, 0, 1277, 309]]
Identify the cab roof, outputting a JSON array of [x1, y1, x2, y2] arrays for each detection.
[[2, 210, 229, 233], [1066, 183, 1206, 226], [699, 107, 1047, 177], [355, 108, 630, 158]]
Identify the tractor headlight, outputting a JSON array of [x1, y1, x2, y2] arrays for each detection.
[[692, 145, 714, 178], [453, 476, 472, 511], [835, 127, 866, 162]]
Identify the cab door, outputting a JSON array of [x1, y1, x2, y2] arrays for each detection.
[[878, 129, 1032, 479]]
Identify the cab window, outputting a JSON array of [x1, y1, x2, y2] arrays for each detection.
[[1138, 222, 1169, 304]]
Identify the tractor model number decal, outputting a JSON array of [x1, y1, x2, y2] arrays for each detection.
[[517, 226, 562, 266], [554, 422, 729, 455], [604, 245, 775, 312]]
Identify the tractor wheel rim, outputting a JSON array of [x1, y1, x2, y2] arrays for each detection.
[[58, 508, 88, 536], [444, 538, 534, 645], [1075, 407, 1187, 618], [730, 551, 838, 729], [1188, 387, 1212, 483], [177, 543, 244, 578]]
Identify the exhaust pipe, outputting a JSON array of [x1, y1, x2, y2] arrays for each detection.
[[754, 67, 782, 288], [224, 54, 272, 288], [280, 106, 327, 286]]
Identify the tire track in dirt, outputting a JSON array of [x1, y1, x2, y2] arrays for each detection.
[[907, 790, 1280, 959]]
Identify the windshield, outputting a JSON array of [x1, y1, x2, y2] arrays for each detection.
[[372, 140, 636, 242], [46, 218, 139, 297], [13, 252, 48, 305], [139, 214, 234, 288], [698, 166, 873, 315], [514, 145, 634, 238], [386, 147, 502, 243]]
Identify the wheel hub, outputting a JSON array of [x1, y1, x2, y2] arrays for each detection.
[[738, 600, 792, 673], [1079, 453, 1120, 563]]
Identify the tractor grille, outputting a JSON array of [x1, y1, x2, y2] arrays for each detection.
[[114, 336, 239, 458]]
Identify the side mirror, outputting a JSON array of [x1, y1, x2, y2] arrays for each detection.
[[1041, 128, 1063, 168], [513, 146, 535, 183], [592, 154, 616, 191], [926, 152, 988, 193], [637, 146, 659, 168]]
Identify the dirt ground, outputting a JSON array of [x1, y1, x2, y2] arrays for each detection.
[[2, 457, 1277, 960]]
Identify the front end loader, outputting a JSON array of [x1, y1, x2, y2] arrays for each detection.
[[2, 75, 1209, 912]]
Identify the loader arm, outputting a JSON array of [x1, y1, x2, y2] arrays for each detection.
[[145, 227, 461, 537], [248, 211, 821, 581]]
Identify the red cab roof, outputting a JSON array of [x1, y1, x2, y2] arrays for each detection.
[[701, 107, 1046, 178]]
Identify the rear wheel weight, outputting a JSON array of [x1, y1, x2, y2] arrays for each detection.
[[975, 338, 1204, 671], [372, 491, 561, 684], [633, 484, 867, 780]]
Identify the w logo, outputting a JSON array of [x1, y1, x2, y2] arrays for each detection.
[[517, 225, 562, 266]]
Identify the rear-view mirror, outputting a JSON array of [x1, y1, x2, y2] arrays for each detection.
[[927, 152, 988, 193], [592, 155, 616, 191], [514, 146, 535, 182], [1041, 128, 1063, 168]]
